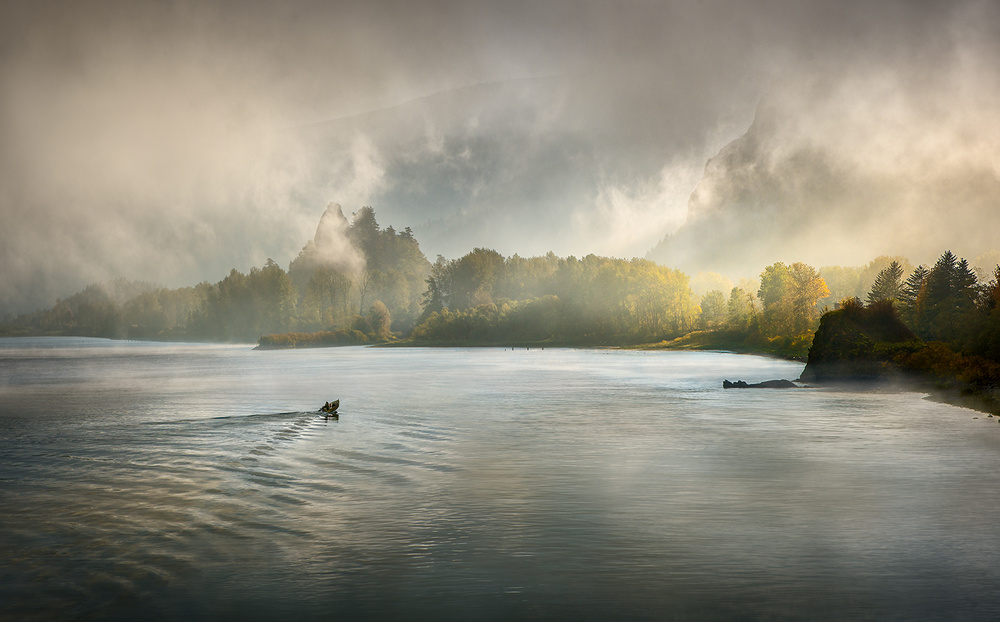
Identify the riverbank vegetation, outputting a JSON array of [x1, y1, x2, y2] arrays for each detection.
[[3, 207, 999, 401], [1, 207, 428, 344], [800, 252, 1000, 412], [410, 252, 699, 345]]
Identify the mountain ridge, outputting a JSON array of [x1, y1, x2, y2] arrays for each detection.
[[647, 96, 1000, 276]]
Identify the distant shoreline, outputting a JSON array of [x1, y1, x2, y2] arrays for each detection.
[[7, 332, 997, 418]]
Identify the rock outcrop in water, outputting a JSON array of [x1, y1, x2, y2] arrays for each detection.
[[797, 300, 1000, 415], [723, 379, 799, 389], [798, 300, 920, 384]]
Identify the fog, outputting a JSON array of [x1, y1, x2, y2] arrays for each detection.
[[2, 0, 999, 314], [650, 3, 1000, 276]]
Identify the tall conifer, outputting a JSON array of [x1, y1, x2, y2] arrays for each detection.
[[866, 260, 904, 305]]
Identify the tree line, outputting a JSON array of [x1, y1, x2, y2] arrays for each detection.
[[851, 251, 1000, 361], [3, 204, 997, 364], [800, 251, 1000, 403], [408, 250, 836, 353], [676, 262, 829, 358], [1, 207, 430, 343], [412, 251, 699, 344]]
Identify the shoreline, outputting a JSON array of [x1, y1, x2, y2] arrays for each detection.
[[635, 329, 809, 362], [646, 333, 1000, 417], [9, 333, 998, 418], [915, 383, 1000, 417]]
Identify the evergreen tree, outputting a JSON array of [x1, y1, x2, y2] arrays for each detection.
[[956, 258, 979, 298], [289, 205, 430, 333], [819, 256, 911, 308], [348, 206, 380, 261], [419, 255, 453, 324], [898, 264, 929, 324], [975, 265, 1000, 359], [899, 265, 928, 307], [250, 259, 297, 337], [866, 260, 904, 306], [915, 251, 979, 343]]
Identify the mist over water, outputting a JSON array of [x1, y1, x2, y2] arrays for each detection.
[[2, 338, 999, 620]]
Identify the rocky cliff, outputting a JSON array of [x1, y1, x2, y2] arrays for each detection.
[[799, 301, 920, 383]]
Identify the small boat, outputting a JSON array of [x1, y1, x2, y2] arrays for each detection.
[[321, 399, 340, 414]]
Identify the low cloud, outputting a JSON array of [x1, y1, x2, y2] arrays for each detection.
[[3, 1, 999, 313], [576, 161, 703, 258], [651, 1, 1000, 276]]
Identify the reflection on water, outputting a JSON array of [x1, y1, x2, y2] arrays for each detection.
[[1, 338, 999, 620]]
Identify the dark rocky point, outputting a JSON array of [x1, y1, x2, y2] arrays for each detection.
[[798, 300, 919, 384], [723, 379, 799, 389]]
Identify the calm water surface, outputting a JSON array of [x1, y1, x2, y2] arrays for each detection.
[[1, 337, 999, 620]]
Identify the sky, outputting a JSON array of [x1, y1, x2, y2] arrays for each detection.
[[2, 0, 999, 314]]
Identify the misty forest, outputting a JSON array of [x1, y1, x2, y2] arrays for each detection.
[[4, 0, 1000, 412], [4, 202, 1000, 409], [9, 1, 1000, 619]]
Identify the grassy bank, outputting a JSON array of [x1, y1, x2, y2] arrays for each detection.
[[638, 329, 812, 362]]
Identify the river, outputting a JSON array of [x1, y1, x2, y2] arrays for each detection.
[[1, 337, 998, 620]]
